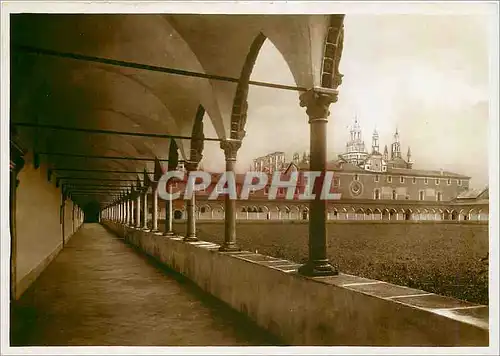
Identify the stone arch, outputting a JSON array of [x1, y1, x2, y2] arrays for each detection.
[[451, 210, 459, 221], [404, 208, 412, 221], [290, 205, 300, 220], [301, 207, 309, 220], [339, 207, 348, 220], [459, 209, 468, 221], [229, 16, 345, 142], [355, 208, 365, 220], [468, 208, 477, 221], [388, 208, 397, 221], [267, 205, 280, 220], [229, 33, 267, 141], [259, 205, 270, 220], [373, 208, 382, 220], [328, 207, 339, 220], [198, 204, 211, 220], [210, 203, 224, 220], [281, 205, 291, 220], [246, 205, 258, 219], [238, 205, 248, 220], [365, 208, 373, 220]]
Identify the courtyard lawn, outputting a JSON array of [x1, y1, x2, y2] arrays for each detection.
[[167, 221, 489, 305]]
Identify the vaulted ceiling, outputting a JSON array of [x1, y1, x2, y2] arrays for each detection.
[[10, 14, 338, 206]]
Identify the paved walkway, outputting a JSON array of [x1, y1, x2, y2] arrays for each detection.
[[11, 224, 280, 346]]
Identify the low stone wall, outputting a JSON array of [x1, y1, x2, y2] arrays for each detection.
[[103, 221, 489, 346]]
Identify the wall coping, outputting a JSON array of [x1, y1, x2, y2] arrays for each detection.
[[104, 221, 489, 345]]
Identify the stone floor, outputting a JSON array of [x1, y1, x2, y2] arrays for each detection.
[[10, 223, 281, 346]]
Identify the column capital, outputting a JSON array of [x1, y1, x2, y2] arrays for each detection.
[[220, 139, 242, 161], [299, 87, 339, 122], [184, 161, 199, 172], [10, 140, 25, 175]]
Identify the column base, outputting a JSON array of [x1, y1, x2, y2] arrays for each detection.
[[298, 260, 338, 277], [219, 242, 240, 252], [163, 231, 175, 237], [183, 235, 198, 242]]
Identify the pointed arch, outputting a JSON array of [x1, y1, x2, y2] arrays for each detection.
[[230, 33, 267, 141]]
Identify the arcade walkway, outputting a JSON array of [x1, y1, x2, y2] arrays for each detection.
[[10, 224, 280, 346]]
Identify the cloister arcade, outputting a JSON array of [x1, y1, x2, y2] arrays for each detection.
[[9, 13, 348, 306], [167, 204, 488, 222]]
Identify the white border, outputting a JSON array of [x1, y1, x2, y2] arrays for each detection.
[[1, 1, 499, 355]]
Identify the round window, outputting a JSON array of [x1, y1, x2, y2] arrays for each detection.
[[349, 181, 363, 197]]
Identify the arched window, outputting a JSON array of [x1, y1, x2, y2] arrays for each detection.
[[392, 190, 397, 200], [200, 207, 206, 213], [241, 207, 247, 213]]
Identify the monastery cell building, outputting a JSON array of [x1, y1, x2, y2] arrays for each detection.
[[258, 119, 470, 202]]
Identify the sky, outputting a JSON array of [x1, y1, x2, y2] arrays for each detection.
[[201, 14, 492, 189]]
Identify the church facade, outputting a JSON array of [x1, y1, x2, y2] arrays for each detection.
[[286, 118, 471, 202]]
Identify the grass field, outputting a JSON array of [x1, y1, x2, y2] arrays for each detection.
[[166, 221, 489, 305]]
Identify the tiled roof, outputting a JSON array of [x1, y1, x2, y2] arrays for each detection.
[[456, 189, 482, 199], [278, 160, 468, 178], [388, 167, 470, 179], [456, 187, 489, 200]]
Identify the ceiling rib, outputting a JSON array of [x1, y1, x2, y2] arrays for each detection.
[[38, 152, 173, 162], [12, 122, 222, 142], [13, 44, 306, 92]]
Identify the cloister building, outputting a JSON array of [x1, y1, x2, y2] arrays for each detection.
[[6, 11, 491, 347]]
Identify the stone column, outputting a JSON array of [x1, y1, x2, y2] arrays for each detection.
[[219, 139, 241, 252], [135, 193, 141, 228], [124, 200, 128, 224], [298, 88, 338, 277], [10, 141, 25, 301], [129, 197, 134, 226], [184, 162, 198, 242], [142, 188, 148, 230], [152, 184, 159, 231], [164, 185, 174, 236], [127, 200, 130, 224]]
